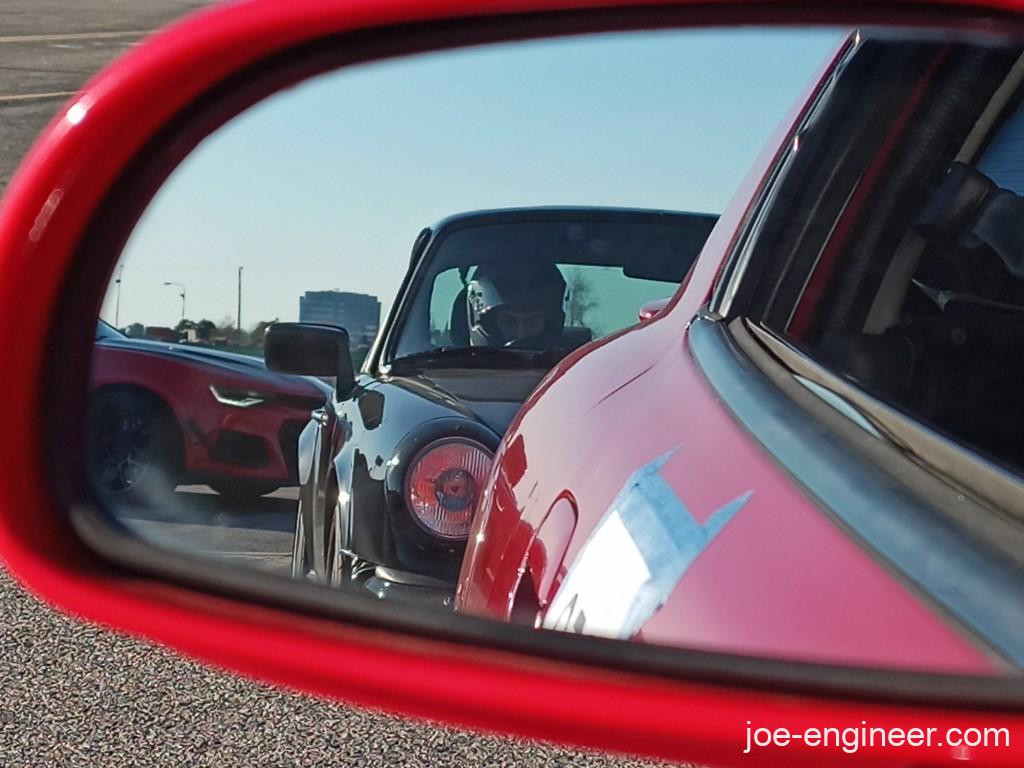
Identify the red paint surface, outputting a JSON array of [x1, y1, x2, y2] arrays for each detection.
[[459, 309, 1000, 673], [530, 496, 577, 609], [1, 1, 1024, 766]]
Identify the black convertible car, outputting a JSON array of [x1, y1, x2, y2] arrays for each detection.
[[266, 207, 717, 605]]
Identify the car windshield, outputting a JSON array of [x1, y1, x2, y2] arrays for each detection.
[[389, 212, 716, 364]]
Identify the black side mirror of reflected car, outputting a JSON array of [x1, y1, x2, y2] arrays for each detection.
[[265, 322, 356, 396]]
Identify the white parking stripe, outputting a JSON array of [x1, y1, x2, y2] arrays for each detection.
[[0, 91, 77, 104], [198, 551, 291, 558], [0, 30, 151, 44]]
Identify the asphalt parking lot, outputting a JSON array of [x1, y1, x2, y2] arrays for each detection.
[[0, 3, 678, 766], [116, 485, 297, 575], [0, 1, 215, 189]]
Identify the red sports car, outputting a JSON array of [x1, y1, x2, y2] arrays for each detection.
[[88, 320, 330, 503], [456, 31, 1024, 675]]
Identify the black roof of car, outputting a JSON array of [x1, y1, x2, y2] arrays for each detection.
[[429, 205, 717, 232], [421, 206, 720, 280]]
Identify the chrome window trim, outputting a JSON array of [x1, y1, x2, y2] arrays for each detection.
[[747, 320, 1024, 526], [708, 32, 861, 319]]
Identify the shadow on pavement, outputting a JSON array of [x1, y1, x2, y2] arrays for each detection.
[[104, 484, 298, 577]]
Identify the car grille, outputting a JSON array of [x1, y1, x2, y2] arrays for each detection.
[[212, 429, 270, 468]]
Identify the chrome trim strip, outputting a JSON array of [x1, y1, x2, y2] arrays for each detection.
[[709, 34, 859, 319], [749, 321, 1024, 523]]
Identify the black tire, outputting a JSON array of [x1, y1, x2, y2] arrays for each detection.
[[291, 494, 315, 581], [85, 388, 181, 506], [207, 478, 280, 504], [325, 482, 370, 589], [325, 494, 353, 587]]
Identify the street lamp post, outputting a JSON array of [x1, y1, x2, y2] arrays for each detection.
[[163, 281, 186, 322], [114, 264, 124, 327], [237, 266, 243, 332]]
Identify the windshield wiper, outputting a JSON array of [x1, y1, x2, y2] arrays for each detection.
[[388, 346, 553, 371]]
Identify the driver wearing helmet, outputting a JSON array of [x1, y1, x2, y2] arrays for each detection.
[[466, 255, 567, 348]]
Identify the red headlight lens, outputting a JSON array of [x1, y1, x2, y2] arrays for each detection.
[[405, 439, 493, 540]]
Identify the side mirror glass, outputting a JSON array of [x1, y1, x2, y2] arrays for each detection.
[[5, 10, 1024, 766], [265, 322, 355, 395]]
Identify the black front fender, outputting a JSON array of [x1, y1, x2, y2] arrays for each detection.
[[349, 416, 499, 581]]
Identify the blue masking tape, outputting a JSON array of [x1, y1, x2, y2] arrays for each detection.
[[547, 446, 752, 638]]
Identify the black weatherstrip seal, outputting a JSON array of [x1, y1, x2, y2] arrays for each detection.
[[689, 315, 1024, 670]]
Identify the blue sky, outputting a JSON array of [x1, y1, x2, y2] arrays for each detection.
[[101, 27, 844, 329]]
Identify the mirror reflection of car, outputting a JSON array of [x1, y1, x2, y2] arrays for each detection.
[[87, 320, 331, 505], [454, 32, 1024, 677], [266, 206, 717, 606]]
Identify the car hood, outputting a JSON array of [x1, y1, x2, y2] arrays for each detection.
[[382, 368, 547, 436], [96, 336, 330, 396]]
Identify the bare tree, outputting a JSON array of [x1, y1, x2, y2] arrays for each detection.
[[195, 319, 216, 342], [248, 319, 279, 346], [565, 269, 597, 327]]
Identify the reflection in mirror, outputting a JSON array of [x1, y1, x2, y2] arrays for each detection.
[[86, 25, 1024, 680]]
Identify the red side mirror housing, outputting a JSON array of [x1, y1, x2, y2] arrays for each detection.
[[2, 2, 1024, 767], [638, 297, 671, 322]]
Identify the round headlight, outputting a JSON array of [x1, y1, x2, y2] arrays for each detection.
[[405, 438, 493, 540]]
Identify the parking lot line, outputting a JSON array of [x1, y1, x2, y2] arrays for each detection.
[[0, 31, 151, 44], [0, 91, 77, 104]]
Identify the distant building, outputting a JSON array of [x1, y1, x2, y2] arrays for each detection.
[[299, 291, 381, 345], [143, 326, 177, 342]]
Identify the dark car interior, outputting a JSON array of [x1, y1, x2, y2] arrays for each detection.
[[446, 283, 595, 348], [750, 38, 1024, 487], [837, 161, 1024, 471], [389, 211, 717, 363]]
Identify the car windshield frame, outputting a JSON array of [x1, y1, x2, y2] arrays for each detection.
[[95, 319, 125, 341], [375, 207, 717, 372]]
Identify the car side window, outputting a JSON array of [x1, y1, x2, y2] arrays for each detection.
[[976, 97, 1024, 194], [428, 268, 465, 347], [738, 40, 1024, 515], [427, 263, 683, 349], [557, 264, 677, 340]]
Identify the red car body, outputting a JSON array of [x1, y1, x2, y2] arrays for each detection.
[[456, 32, 1018, 677], [90, 324, 329, 495]]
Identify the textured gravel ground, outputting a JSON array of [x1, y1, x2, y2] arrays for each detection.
[[0, 3, 689, 766], [0, 565, 681, 768]]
